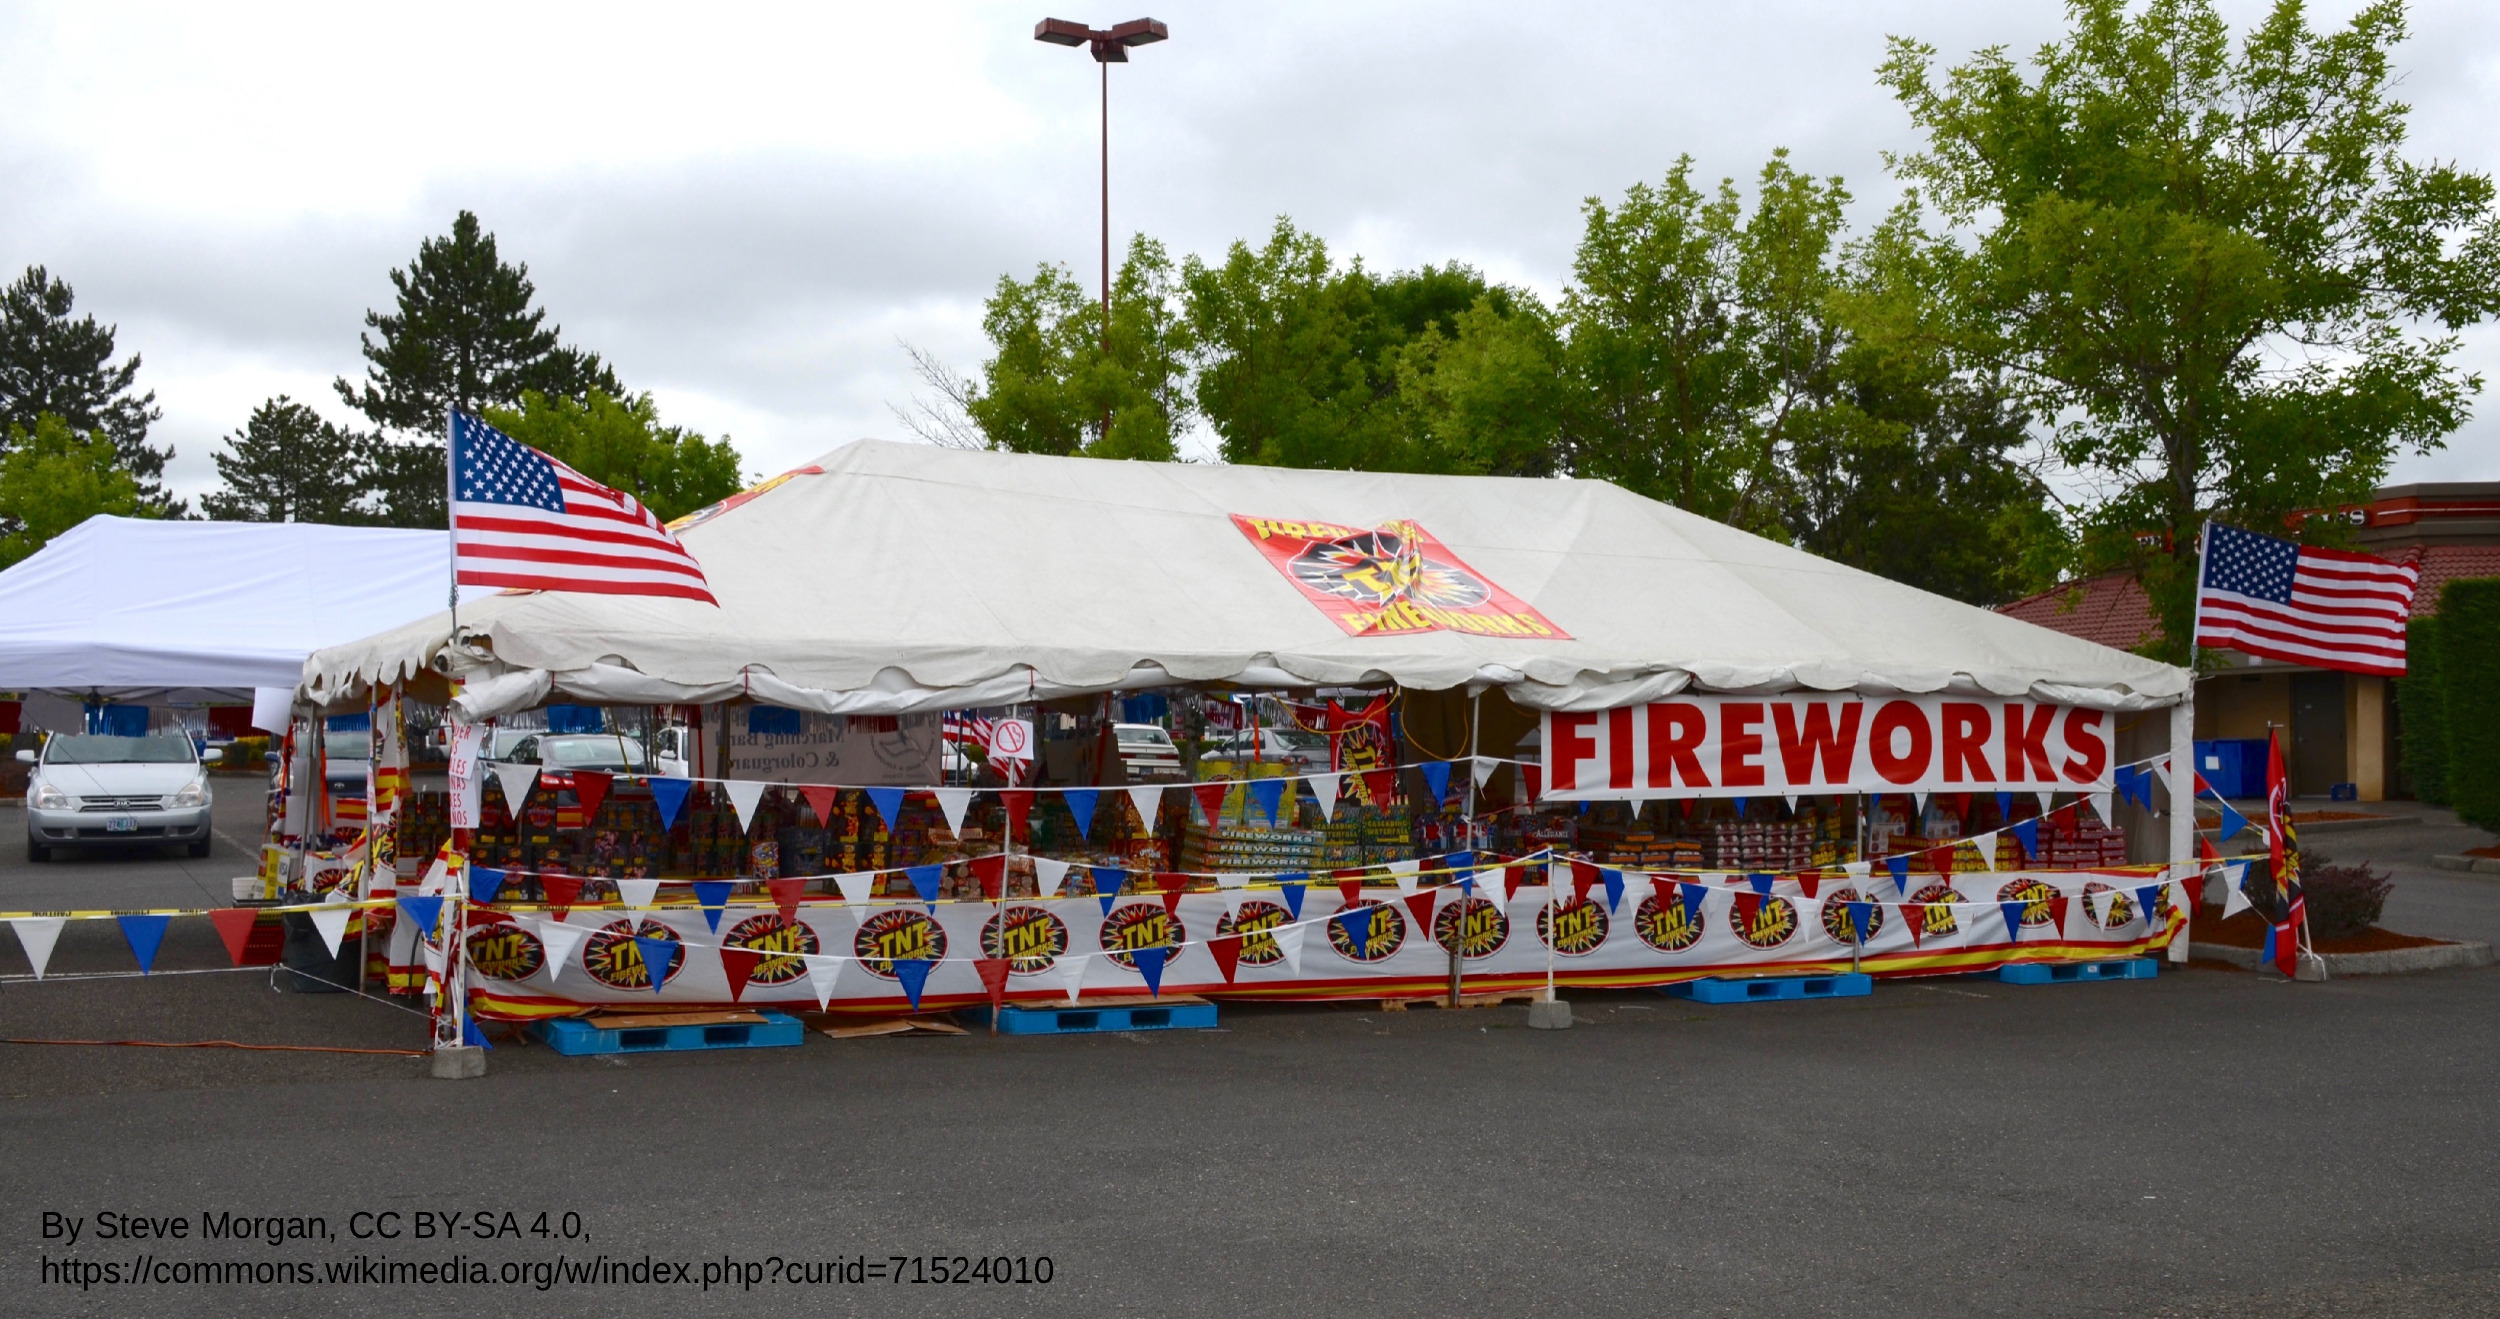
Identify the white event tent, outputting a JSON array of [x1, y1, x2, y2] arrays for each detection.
[[0, 516, 483, 730]]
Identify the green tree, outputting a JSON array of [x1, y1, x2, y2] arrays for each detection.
[[0, 414, 152, 567], [1558, 152, 1852, 536], [200, 396, 370, 524], [480, 390, 745, 523], [1394, 297, 1568, 476], [961, 235, 1191, 461], [338, 211, 626, 526], [1880, 0, 2500, 659], [0, 266, 176, 512]]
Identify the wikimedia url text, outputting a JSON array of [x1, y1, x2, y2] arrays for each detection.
[[41, 1253, 1056, 1291]]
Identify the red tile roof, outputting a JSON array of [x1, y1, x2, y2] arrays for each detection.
[[1996, 571, 2161, 651], [2413, 545, 2500, 616]]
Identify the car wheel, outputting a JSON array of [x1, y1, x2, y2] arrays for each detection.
[[26, 835, 47, 863], [187, 838, 211, 858]]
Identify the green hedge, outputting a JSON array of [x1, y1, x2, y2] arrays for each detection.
[[2397, 614, 2450, 806], [2439, 579, 2500, 831]]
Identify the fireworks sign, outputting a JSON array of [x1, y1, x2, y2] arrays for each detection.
[[1231, 515, 1568, 640]]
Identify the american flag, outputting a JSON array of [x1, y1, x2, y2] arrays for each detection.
[[451, 411, 716, 604], [2192, 522, 2417, 676]]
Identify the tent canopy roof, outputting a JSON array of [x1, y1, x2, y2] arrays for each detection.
[[0, 516, 482, 695], [302, 441, 2190, 715]]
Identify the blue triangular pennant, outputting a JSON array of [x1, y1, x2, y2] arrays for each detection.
[[1064, 788, 1099, 841], [634, 936, 678, 992], [1679, 882, 1709, 923], [2133, 886, 2160, 927], [892, 957, 932, 1010], [1132, 945, 1167, 997], [1093, 867, 1127, 916], [2216, 801, 2249, 842], [905, 865, 943, 910], [692, 881, 732, 932], [2000, 901, 2027, 942], [1248, 777, 1286, 826], [462, 1017, 494, 1050], [1336, 905, 1377, 945], [2261, 924, 2277, 966], [1419, 760, 1451, 803], [1733, 796, 1748, 817], [865, 786, 906, 835], [647, 777, 693, 830], [469, 866, 506, 905], [396, 894, 445, 937], [1600, 868, 1625, 913], [1747, 872, 1774, 896], [1279, 876, 1307, 921], [1846, 900, 1873, 944], [1884, 857, 1910, 897], [1448, 851, 1475, 885], [116, 913, 171, 974], [1995, 791, 2013, 820], [2011, 818, 2040, 859]]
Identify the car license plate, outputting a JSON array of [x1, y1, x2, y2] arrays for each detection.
[[106, 816, 137, 833]]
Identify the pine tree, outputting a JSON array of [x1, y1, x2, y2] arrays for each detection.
[[0, 266, 177, 512], [200, 396, 369, 524], [335, 211, 624, 526]]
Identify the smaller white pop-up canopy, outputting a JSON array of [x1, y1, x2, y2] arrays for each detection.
[[0, 516, 484, 728]]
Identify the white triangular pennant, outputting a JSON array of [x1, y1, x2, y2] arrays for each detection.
[[803, 954, 843, 1010], [616, 878, 661, 910], [1272, 920, 1308, 976], [1056, 953, 1089, 1003], [1123, 784, 1162, 830], [1471, 756, 1497, 789], [418, 855, 448, 896], [1307, 773, 1341, 821], [1033, 857, 1070, 899], [1843, 861, 1871, 881], [1213, 871, 1252, 890], [2087, 889, 2112, 927], [1977, 833, 1997, 871], [494, 762, 539, 818], [1221, 888, 1245, 920], [2035, 789, 2055, 813], [308, 905, 353, 958], [1784, 794, 1799, 811], [2088, 791, 2114, 825], [933, 787, 974, 837], [835, 872, 876, 905], [2152, 758, 2174, 800], [1389, 859, 1421, 897], [2222, 864, 2254, 919], [10, 916, 65, 980], [724, 779, 769, 831], [538, 918, 588, 984], [1912, 792, 1928, 815]]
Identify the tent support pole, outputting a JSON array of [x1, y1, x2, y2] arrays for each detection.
[[1451, 690, 1477, 1008], [2168, 696, 2195, 964]]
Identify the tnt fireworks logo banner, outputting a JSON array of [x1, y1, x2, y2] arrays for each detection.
[[1231, 515, 1568, 640]]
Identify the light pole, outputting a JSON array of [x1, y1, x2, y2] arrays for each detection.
[[1034, 17, 1168, 357]]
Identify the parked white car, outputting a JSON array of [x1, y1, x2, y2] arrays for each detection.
[[20, 731, 220, 861]]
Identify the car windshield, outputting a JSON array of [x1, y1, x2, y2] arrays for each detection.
[[538, 736, 647, 769], [46, 734, 196, 765], [1116, 726, 1172, 746], [1272, 730, 1326, 751]]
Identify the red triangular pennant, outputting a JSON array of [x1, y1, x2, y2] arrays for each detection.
[[970, 855, 1006, 900], [1362, 769, 1397, 806], [571, 771, 612, 821], [1191, 781, 1228, 827], [1796, 871, 1821, 902], [1337, 876, 1364, 908], [1522, 766, 1543, 800], [1000, 789, 1034, 843], [2180, 873, 2205, 907], [1902, 902, 1924, 947], [799, 785, 838, 827], [1928, 846, 1956, 875], [541, 874, 583, 918], [720, 946, 763, 1003], [2049, 893, 2071, 935], [1156, 871, 1190, 916], [974, 956, 1012, 1010], [768, 877, 805, 922], [208, 908, 260, 967], [1650, 876, 1678, 914], [1404, 890, 1436, 935], [1735, 891, 1761, 930], [1569, 860, 1600, 905], [1209, 933, 1244, 984]]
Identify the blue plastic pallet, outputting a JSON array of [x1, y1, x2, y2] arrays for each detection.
[[1973, 958, 2157, 985], [968, 1000, 1219, 1035], [1664, 973, 1872, 1004], [530, 1010, 805, 1056]]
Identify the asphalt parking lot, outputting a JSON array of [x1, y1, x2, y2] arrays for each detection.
[[1, 798, 2495, 1318]]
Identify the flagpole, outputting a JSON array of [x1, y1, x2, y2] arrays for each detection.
[[445, 405, 460, 645]]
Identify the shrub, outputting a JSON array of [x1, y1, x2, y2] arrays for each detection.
[[2438, 579, 2500, 831], [2396, 614, 2448, 805], [2300, 851, 2393, 941], [220, 735, 271, 772]]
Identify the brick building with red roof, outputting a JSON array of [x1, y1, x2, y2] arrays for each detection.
[[1997, 481, 2500, 801]]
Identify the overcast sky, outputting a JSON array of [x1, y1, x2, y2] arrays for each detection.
[[1, 0, 2493, 506]]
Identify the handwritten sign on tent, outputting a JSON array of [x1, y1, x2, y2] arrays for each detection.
[[1231, 515, 1567, 640]]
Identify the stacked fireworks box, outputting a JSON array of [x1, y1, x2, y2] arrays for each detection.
[[1176, 819, 1323, 875], [1703, 821, 1814, 870]]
